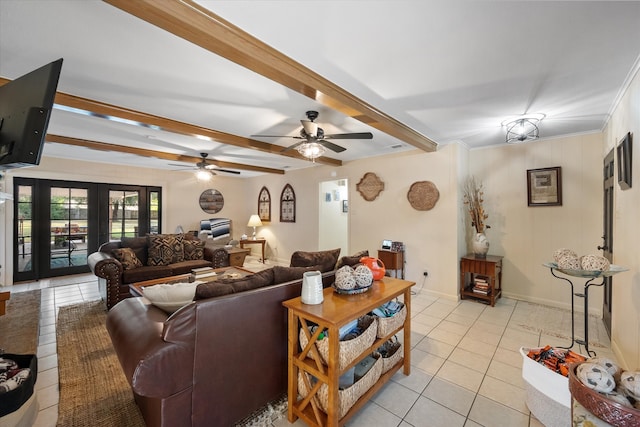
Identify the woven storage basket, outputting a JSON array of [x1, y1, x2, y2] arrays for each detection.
[[375, 304, 406, 338], [298, 353, 383, 419], [378, 339, 402, 374], [299, 315, 378, 372], [569, 362, 640, 427]]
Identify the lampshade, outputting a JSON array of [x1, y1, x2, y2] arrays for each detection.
[[247, 214, 263, 227], [296, 142, 326, 162]]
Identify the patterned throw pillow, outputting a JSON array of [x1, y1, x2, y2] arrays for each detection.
[[147, 234, 185, 266], [113, 247, 143, 270], [183, 240, 205, 260]]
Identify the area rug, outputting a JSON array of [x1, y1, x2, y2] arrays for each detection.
[[0, 289, 40, 354], [56, 300, 289, 427], [56, 301, 145, 427]]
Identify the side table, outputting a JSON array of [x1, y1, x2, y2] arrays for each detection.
[[283, 277, 415, 427], [544, 262, 627, 356], [239, 238, 266, 263], [460, 254, 503, 306], [377, 249, 404, 279]]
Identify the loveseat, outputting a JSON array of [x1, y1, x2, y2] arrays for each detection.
[[106, 249, 346, 427], [88, 234, 229, 309]]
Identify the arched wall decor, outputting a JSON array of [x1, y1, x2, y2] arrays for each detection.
[[280, 183, 296, 223], [258, 186, 271, 222]]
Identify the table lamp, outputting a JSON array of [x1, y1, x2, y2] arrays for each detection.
[[247, 214, 263, 240]]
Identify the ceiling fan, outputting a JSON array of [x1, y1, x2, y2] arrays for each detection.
[[169, 153, 240, 178], [252, 110, 373, 156]]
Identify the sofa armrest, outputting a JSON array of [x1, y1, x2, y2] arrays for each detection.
[[106, 298, 195, 399], [88, 251, 122, 278], [203, 246, 229, 268]]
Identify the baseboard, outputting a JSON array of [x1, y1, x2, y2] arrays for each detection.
[[503, 291, 603, 318]]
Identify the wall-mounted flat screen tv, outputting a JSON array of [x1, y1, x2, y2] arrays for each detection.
[[0, 58, 63, 170]]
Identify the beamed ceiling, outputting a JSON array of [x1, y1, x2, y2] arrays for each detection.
[[0, 1, 639, 177]]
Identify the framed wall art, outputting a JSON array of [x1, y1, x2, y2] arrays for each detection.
[[527, 167, 562, 207], [280, 183, 296, 222], [342, 199, 348, 213], [199, 189, 224, 214], [258, 186, 271, 222], [617, 132, 632, 190]]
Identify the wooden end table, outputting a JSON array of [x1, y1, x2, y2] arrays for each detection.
[[459, 254, 503, 306], [283, 277, 415, 427], [239, 238, 266, 263]]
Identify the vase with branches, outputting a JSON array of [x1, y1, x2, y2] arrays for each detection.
[[463, 176, 490, 257]]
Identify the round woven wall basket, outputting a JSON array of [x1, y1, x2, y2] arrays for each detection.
[[407, 181, 440, 211]]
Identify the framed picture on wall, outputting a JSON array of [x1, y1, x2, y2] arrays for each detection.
[[617, 132, 632, 190], [342, 199, 348, 213], [527, 166, 562, 206]]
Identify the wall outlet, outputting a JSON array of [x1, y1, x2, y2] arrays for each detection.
[[423, 271, 429, 277]]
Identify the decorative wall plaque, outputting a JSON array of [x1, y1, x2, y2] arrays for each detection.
[[356, 172, 384, 201], [258, 186, 271, 222], [199, 189, 224, 214], [280, 183, 296, 222], [407, 181, 439, 211]]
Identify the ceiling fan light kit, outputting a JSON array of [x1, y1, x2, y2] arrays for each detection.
[[296, 142, 326, 162], [503, 114, 546, 144]]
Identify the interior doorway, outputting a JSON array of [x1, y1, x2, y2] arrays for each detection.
[[318, 179, 348, 255]]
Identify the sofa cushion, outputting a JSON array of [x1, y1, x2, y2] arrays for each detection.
[[112, 247, 143, 270], [290, 248, 341, 272], [122, 265, 174, 284], [336, 250, 369, 270], [183, 240, 205, 260], [121, 237, 149, 265], [148, 234, 185, 266], [142, 281, 199, 314], [194, 268, 275, 299], [273, 265, 322, 284]]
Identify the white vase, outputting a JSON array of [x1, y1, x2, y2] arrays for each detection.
[[301, 271, 324, 305], [472, 233, 490, 258]]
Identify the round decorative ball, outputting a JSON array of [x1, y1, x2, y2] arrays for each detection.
[[553, 248, 578, 262], [353, 265, 373, 288], [620, 371, 640, 398], [605, 389, 634, 408], [580, 254, 610, 271], [557, 254, 581, 270], [335, 266, 356, 290], [577, 362, 616, 393], [590, 357, 621, 378]]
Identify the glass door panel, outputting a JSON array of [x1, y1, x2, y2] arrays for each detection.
[[149, 190, 159, 234], [108, 190, 140, 240], [50, 187, 89, 269], [16, 185, 33, 274]]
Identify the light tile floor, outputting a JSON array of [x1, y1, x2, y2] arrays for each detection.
[[7, 266, 614, 427]]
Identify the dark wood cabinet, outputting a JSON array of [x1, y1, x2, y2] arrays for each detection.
[[378, 249, 404, 279], [460, 254, 503, 306]]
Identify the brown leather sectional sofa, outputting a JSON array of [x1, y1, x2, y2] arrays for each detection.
[[106, 264, 337, 427], [88, 234, 229, 309]]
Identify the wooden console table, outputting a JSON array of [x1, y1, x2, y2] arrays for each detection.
[[377, 249, 404, 279], [239, 238, 266, 263], [0, 292, 9, 316], [283, 277, 414, 427], [460, 254, 503, 306], [226, 247, 250, 267]]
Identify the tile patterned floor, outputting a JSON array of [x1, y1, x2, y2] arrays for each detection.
[[6, 264, 614, 427]]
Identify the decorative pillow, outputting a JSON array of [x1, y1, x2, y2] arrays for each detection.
[[336, 250, 369, 270], [194, 282, 235, 300], [148, 234, 185, 266], [142, 281, 200, 314], [216, 268, 275, 293], [290, 248, 341, 273], [121, 237, 149, 265], [112, 247, 143, 270], [183, 240, 205, 260]]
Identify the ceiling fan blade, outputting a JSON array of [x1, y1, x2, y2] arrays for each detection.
[[323, 132, 373, 140], [168, 163, 194, 169], [207, 167, 241, 175], [251, 134, 305, 139], [319, 140, 346, 153], [280, 140, 306, 153]]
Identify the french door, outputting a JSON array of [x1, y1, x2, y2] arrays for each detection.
[[13, 179, 160, 282], [601, 149, 614, 336]]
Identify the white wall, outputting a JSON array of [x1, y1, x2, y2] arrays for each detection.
[[468, 133, 604, 312], [604, 66, 640, 370], [318, 180, 348, 254]]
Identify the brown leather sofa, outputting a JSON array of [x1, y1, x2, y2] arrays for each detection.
[[88, 234, 229, 309], [106, 266, 336, 427]]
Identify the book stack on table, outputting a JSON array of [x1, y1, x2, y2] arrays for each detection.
[[191, 267, 216, 280], [472, 275, 490, 295]]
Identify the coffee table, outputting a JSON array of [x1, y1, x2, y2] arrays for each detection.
[[129, 266, 254, 297]]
